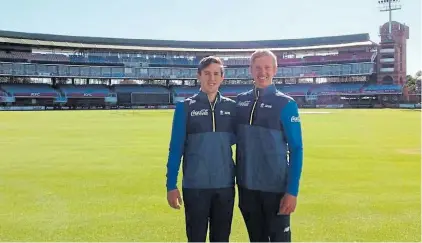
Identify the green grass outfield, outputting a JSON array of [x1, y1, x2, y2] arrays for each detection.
[[0, 109, 420, 242]]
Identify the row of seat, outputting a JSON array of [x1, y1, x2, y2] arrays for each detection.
[[0, 84, 111, 96], [0, 83, 403, 98], [172, 83, 402, 96], [0, 51, 372, 66]]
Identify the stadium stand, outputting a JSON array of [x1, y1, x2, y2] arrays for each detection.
[[0, 51, 375, 68], [362, 84, 402, 94], [0, 83, 59, 97], [0, 89, 7, 98], [172, 86, 199, 98], [0, 30, 370, 49], [310, 83, 364, 95], [277, 85, 312, 96], [113, 84, 170, 105], [219, 85, 252, 98], [58, 84, 112, 97], [113, 84, 169, 93], [0, 23, 418, 110]]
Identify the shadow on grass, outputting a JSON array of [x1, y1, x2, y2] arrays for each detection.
[[400, 109, 421, 112]]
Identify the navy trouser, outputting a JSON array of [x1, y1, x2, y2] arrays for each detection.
[[183, 187, 235, 242], [238, 187, 292, 242]]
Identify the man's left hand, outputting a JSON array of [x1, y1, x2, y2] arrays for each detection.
[[278, 193, 297, 215]]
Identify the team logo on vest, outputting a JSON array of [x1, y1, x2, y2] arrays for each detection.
[[290, 116, 300, 123], [237, 100, 250, 107], [220, 110, 231, 116], [189, 99, 196, 105], [191, 109, 209, 116], [260, 103, 272, 108]]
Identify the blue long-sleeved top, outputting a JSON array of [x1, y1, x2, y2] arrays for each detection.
[[280, 99, 303, 196], [166, 91, 237, 191], [166, 102, 186, 191], [235, 84, 304, 196]]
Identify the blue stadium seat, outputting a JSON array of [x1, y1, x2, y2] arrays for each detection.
[[362, 84, 402, 93], [0, 84, 59, 96], [172, 86, 200, 97], [69, 55, 87, 63], [106, 56, 119, 63], [113, 85, 170, 94], [220, 85, 252, 97], [311, 83, 363, 94], [277, 85, 312, 95], [58, 85, 111, 95]]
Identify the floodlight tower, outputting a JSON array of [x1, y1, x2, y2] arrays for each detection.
[[378, 0, 402, 38]]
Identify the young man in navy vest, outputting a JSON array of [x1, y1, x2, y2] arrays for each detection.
[[165, 56, 237, 242], [235, 50, 304, 242]]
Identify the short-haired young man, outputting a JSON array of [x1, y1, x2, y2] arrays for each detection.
[[235, 49, 304, 242], [165, 56, 237, 242]]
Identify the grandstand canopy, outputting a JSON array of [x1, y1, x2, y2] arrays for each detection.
[[0, 30, 376, 52]]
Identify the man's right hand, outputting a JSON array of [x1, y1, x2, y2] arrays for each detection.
[[167, 189, 183, 209]]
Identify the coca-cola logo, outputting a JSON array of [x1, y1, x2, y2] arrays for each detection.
[[30, 93, 40, 97], [191, 109, 209, 116], [83, 93, 92, 97], [237, 101, 250, 107]]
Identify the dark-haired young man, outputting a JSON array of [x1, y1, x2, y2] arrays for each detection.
[[165, 56, 237, 242]]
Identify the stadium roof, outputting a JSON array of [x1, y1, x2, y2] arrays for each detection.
[[0, 30, 375, 52]]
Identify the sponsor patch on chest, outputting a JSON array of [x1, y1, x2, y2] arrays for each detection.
[[191, 109, 209, 116], [237, 100, 251, 107]]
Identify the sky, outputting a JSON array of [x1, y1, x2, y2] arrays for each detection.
[[0, 0, 420, 75]]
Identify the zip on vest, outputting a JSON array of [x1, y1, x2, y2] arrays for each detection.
[[210, 99, 216, 132], [249, 90, 259, 125]]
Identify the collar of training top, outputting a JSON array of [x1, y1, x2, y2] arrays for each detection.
[[253, 84, 277, 98], [196, 89, 222, 103]]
